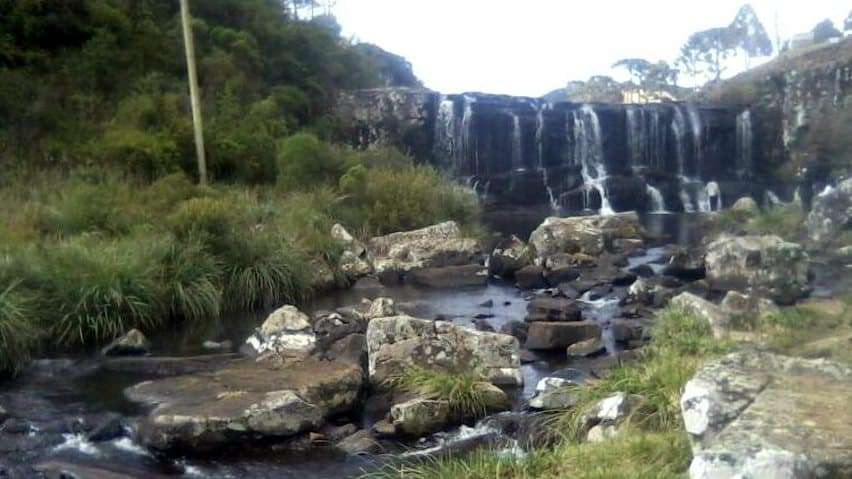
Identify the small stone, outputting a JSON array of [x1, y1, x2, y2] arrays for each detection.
[[566, 338, 605, 357], [101, 329, 150, 357], [390, 398, 450, 437], [372, 419, 396, 438], [323, 423, 358, 442], [337, 430, 381, 455]]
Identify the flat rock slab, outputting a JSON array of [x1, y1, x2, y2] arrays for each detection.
[[682, 351, 852, 478], [126, 358, 362, 454]]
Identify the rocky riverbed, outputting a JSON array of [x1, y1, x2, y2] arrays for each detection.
[[1, 188, 851, 478]]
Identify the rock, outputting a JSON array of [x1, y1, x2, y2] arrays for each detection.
[[87, 413, 125, 442], [313, 312, 363, 349], [515, 265, 547, 289], [612, 271, 637, 286], [322, 423, 358, 442], [583, 392, 642, 442], [101, 329, 150, 357], [367, 315, 522, 386], [556, 283, 581, 300], [586, 424, 619, 443], [730, 196, 759, 213], [365, 297, 396, 320], [586, 284, 613, 301], [479, 299, 494, 308], [524, 321, 601, 350], [352, 277, 384, 290], [528, 377, 580, 410], [371, 419, 396, 438], [681, 351, 852, 479], [807, 178, 852, 244], [662, 247, 706, 282], [390, 398, 450, 437], [519, 349, 542, 363], [368, 222, 480, 275], [326, 333, 367, 366], [629, 264, 655, 278], [488, 235, 531, 277], [528, 213, 644, 262], [339, 251, 374, 279], [499, 320, 528, 342], [719, 291, 780, 319], [101, 354, 240, 377], [245, 306, 316, 357], [671, 292, 729, 339], [126, 358, 363, 453], [336, 430, 381, 455], [628, 277, 663, 305], [0, 405, 7, 424], [613, 238, 645, 255], [705, 235, 810, 304], [202, 340, 232, 351], [409, 264, 487, 288], [543, 266, 581, 287], [478, 382, 512, 412], [525, 297, 582, 322], [566, 338, 604, 357], [472, 317, 495, 332]]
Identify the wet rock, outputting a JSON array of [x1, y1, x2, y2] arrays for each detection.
[[525, 321, 601, 350], [202, 340, 232, 351], [629, 264, 655, 278], [528, 213, 644, 262], [612, 271, 637, 286], [126, 358, 363, 453], [543, 266, 581, 287], [101, 329, 150, 357], [614, 238, 645, 256], [365, 297, 397, 320], [525, 296, 582, 322], [337, 430, 381, 455], [322, 423, 358, 442], [101, 354, 240, 377], [326, 333, 367, 366], [681, 351, 852, 479], [586, 284, 613, 301], [566, 338, 605, 357], [472, 318, 495, 332], [556, 283, 581, 300], [519, 349, 542, 363], [528, 375, 585, 410], [371, 419, 396, 438], [730, 196, 760, 213], [807, 178, 852, 244], [244, 306, 316, 358], [515, 265, 547, 289], [87, 413, 125, 442], [368, 222, 480, 275], [705, 235, 810, 304], [478, 382, 512, 412], [333, 224, 374, 280], [34, 461, 170, 479], [409, 264, 487, 288], [488, 235, 531, 277], [367, 315, 522, 386], [628, 277, 663, 305], [313, 311, 363, 349], [499, 320, 529, 342], [390, 398, 450, 437], [662, 247, 706, 282]]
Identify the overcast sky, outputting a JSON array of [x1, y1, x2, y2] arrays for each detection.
[[333, 1, 849, 96]]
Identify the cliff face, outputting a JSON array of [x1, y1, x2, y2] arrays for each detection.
[[710, 37, 852, 203], [338, 89, 758, 214]]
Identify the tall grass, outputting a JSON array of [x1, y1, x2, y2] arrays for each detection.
[[389, 367, 493, 419], [157, 238, 223, 322], [0, 283, 41, 376], [713, 204, 806, 241]]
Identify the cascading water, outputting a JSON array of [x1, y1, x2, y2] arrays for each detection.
[[573, 105, 614, 215], [645, 184, 667, 213], [706, 181, 722, 211], [434, 97, 457, 164], [736, 109, 753, 178], [686, 103, 704, 178], [672, 106, 688, 176], [511, 113, 523, 170]]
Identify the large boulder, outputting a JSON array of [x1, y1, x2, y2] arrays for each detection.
[[807, 179, 852, 244], [367, 222, 480, 275], [366, 316, 522, 386], [528, 212, 644, 263], [524, 321, 601, 350], [730, 197, 759, 213], [583, 392, 643, 443], [681, 351, 852, 479], [704, 235, 810, 304], [670, 292, 730, 339], [389, 398, 450, 437], [488, 235, 532, 277], [244, 306, 316, 358], [333, 224, 374, 280], [126, 359, 363, 453]]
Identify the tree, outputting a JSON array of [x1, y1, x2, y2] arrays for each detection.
[[727, 4, 773, 67], [845, 11, 852, 33], [612, 58, 653, 86], [679, 27, 733, 83], [613, 59, 678, 101], [812, 19, 842, 43]]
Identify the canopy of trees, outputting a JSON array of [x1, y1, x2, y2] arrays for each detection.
[[0, 0, 414, 181]]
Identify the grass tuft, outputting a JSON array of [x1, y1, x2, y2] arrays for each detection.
[[389, 366, 492, 420], [0, 282, 41, 376]]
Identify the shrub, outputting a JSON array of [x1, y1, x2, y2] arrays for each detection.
[[168, 197, 240, 249], [34, 237, 164, 346], [276, 133, 350, 191], [0, 283, 41, 376], [389, 367, 492, 419], [157, 237, 223, 322], [32, 178, 134, 237], [221, 231, 312, 311]]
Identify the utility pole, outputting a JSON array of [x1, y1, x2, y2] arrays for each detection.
[[180, 0, 208, 186]]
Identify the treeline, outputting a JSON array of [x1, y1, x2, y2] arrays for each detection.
[[0, 0, 409, 180]]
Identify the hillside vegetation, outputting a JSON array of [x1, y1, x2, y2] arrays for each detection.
[[0, 1, 478, 376]]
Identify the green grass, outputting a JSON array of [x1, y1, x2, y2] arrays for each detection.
[[389, 367, 493, 420], [0, 282, 42, 376], [712, 204, 806, 241], [157, 238, 223, 322]]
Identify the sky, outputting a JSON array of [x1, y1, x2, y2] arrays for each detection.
[[332, 1, 850, 96]]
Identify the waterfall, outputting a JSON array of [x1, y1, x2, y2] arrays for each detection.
[[736, 109, 753, 178], [681, 189, 695, 213], [573, 105, 614, 215], [706, 181, 721, 211], [435, 98, 457, 164], [535, 107, 545, 168], [511, 113, 522, 170], [672, 106, 688, 176], [686, 103, 703, 177], [626, 106, 642, 169], [461, 96, 476, 175], [646, 184, 667, 213]]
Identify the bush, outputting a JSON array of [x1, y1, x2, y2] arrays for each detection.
[[34, 237, 164, 346], [389, 367, 492, 419], [157, 237, 223, 322], [32, 177, 135, 237], [0, 283, 41, 376], [277, 133, 351, 191], [168, 197, 240, 249]]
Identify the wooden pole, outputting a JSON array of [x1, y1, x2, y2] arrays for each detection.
[[180, 0, 208, 186]]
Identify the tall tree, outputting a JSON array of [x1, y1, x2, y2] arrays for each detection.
[[812, 19, 842, 43], [727, 4, 773, 67], [612, 58, 653, 86]]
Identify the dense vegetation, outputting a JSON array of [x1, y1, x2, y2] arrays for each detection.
[[0, 1, 478, 376]]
